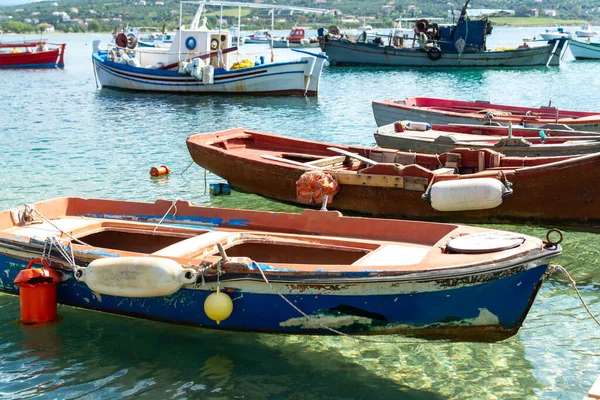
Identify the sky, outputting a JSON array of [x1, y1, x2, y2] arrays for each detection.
[[0, 0, 41, 6]]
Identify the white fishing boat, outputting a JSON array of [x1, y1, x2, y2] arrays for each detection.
[[244, 29, 272, 44], [575, 24, 597, 38], [92, 1, 328, 96], [569, 38, 600, 60], [539, 27, 570, 40]]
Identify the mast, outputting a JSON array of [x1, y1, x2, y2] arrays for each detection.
[[271, 8, 274, 62]]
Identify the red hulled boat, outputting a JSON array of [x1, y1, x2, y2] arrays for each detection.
[[187, 128, 600, 227], [372, 97, 600, 131], [0, 41, 66, 69]]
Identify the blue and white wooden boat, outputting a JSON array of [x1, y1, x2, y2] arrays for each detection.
[[569, 38, 600, 60], [318, 0, 568, 68], [0, 197, 562, 341], [92, 2, 328, 96]]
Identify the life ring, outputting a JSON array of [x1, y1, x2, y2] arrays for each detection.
[[328, 25, 340, 36], [115, 33, 128, 48], [185, 36, 197, 51], [414, 19, 429, 34], [126, 34, 138, 49], [427, 47, 442, 61]]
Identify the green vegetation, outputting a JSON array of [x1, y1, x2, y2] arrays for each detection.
[[0, 0, 598, 34], [491, 17, 587, 26]]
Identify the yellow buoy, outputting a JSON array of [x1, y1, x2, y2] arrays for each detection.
[[204, 286, 233, 324]]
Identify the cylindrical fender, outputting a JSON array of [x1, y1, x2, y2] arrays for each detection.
[[427, 178, 511, 212], [76, 257, 197, 298]]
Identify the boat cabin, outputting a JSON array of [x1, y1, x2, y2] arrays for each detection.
[[288, 28, 307, 43], [132, 16, 232, 69]]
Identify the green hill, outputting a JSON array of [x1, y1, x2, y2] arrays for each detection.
[[1, 0, 597, 33]]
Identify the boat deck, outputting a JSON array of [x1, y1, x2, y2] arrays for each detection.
[[1, 198, 545, 275]]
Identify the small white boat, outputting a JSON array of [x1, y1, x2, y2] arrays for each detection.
[[576, 24, 597, 38], [244, 29, 272, 44], [539, 27, 569, 40], [138, 32, 175, 48]]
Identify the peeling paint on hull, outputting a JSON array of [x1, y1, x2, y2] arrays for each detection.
[[0, 253, 549, 341]]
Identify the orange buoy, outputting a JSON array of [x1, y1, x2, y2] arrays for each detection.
[[150, 165, 170, 177], [14, 258, 62, 324]]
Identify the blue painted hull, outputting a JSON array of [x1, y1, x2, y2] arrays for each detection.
[[0, 63, 62, 69], [0, 252, 550, 341]]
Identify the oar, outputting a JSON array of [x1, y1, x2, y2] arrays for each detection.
[[260, 155, 323, 169], [327, 147, 379, 165]]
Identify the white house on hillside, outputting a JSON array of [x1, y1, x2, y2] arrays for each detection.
[[37, 23, 55, 33]]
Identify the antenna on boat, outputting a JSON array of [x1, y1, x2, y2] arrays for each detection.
[[236, 5, 241, 62], [271, 7, 275, 62]]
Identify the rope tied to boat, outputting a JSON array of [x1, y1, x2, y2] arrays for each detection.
[[20, 205, 89, 246], [248, 260, 389, 343], [153, 198, 179, 233], [547, 264, 600, 327], [41, 236, 77, 270]]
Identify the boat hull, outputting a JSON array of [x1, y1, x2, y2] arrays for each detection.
[[569, 39, 600, 60], [372, 100, 600, 131], [92, 52, 326, 96], [187, 132, 600, 226], [272, 40, 320, 49], [322, 38, 566, 67], [0, 252, 551, 341], [374, 130, 600, 157], [0, 48, 64, 69]]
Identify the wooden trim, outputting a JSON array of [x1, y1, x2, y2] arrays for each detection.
[[336, 173, 404, 188]]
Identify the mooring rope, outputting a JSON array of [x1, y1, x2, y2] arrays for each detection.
[[549, 264, 600, 327], [152, 199, 179, 233], [42, 237, 77, 268], [248, 260, 450, 345], [25, 205, 90, 247]]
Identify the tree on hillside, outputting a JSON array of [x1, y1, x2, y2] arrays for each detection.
[[88, 19, 101, 31], [515, 5, 531, 17]]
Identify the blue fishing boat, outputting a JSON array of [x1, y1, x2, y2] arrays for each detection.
[[92, 2, 328, 96], [0, 197, 562, 341], [318, 0, 568, 68]]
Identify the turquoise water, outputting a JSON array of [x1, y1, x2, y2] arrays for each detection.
[[0, 29, 599, 399]]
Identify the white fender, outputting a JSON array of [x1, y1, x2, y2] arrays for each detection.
[[77, 257, 197, 298], [430, 178, 509, 212]]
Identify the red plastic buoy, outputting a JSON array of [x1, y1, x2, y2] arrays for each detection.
[[14, 258, 62, 324], [150, 165, 170, 177]]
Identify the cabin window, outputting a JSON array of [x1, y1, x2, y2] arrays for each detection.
[[77, 229, 195, 254], [217, 240, 369, 264]]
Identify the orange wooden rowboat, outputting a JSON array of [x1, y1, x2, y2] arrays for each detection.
[[186, 128, 600, 226], [0, 197, 561, 341]]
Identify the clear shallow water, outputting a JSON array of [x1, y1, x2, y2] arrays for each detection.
[[0, 29, 599, 399]]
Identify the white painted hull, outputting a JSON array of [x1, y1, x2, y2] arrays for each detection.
[[92, 52, 326, 96], [569, 39, 600, 60]]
